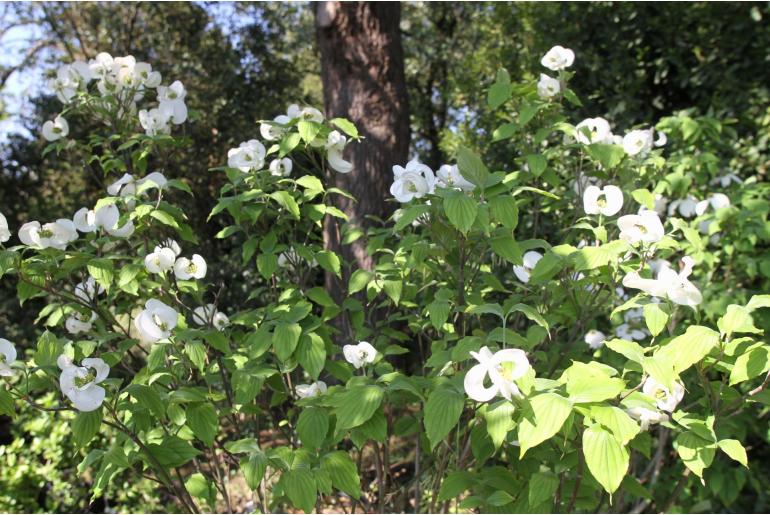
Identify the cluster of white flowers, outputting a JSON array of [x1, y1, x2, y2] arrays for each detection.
[[571, 115, 666, 157], [537, 45, 573, 99], [389, 160, 475, 203], [615, 308, 650, 341], [627, 377, 685, 430], [623, 256, 703, 307], [192, 304, 229, 330], [464, 346, 531, 402]]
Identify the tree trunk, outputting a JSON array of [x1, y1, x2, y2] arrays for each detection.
[[315, 1, 410, 303]]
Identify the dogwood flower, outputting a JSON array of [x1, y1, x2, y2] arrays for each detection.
[[65, 311, 97, 335], [642, 376, 685, 412], [88, 52, 114, 78], [436, 164, 474, 191], [19, 219, 78, 249], [541, 45, 575, 71], [296, 381, 328, 399], [583, 185, 623, 216], [269, 158, 293, 177], [657, 256, 702, 306], [192, 304, 229, 330], [464, 346, 530, 402], [654, 131, 667, 147], [159, 238, 182, 257], [537, 73, 561, 99], [139, 108, 171, 136], [390, 160, 435, 202], [584, 330, 606, 350], [134, 62, 162, 88], [42, 116, 69, 142], [144, 246, 176, 274], [157, 80, 187, 124], [667, 196, 699, 218], [513, 251, 543, 283], [695, 193, 730, 216], [617, 211, 665, 245], [622, 129, 654, 157], [74, 277, 104, 303], [58, 355, 109, 412], [615, 308, 649, 341], [228, 140, 266, 172], [260, 111, 292, 141], [575, 117, 613, 145], [135, 299, 178, 342], [0, 213, 10, 243], [343, 341, 377, 369], [287, 104, 324, 123], [325, 130, 353, 174], [107, 173, 137, 197], [174, 254, 207, 280], [73, 204, 118, 233], [710, 173, 742, 188], [0, 339, 17, 377], [627, 406, 668, 431]]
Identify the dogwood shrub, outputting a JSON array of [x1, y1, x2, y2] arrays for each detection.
[[0, 46, 768, 513]]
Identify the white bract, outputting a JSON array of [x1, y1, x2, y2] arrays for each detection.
[[464, 346, 530, 402], [174, 254, 207, 280], [584, 330, 606, 350], [343, 341, 377, 369], [269, 158, 293, 177], [541, 45, 575, 71], [667, 196, 700, 218], [144, 246, 177, 274], [287, 104, 324, 123], [296, 381, 328, 399], [537, 73, 561, 99], [627, 406, 668, 431], [325, 130, 353, 174], [623, 257, 701, 306], [617, 211, 665, 245], [642, 377, 685, 412], [575, 117, 613, 145], [513, 250, 543, 283], [0, 213, 10, 242], [0, 338, 17, 377], [139, 107, 172, 136], [192, 304, 229, 330], [390, 160, 435, 203], [710, 173, 742, 188], [19, 219, 78, 250], [615, 308, 649, 341], [157, 80, 188, 124], [583, 185, 623, 216], [65, 311, 97, 335], [58, 355, 109, 412], [622, 129, 654, 157], [42, 115, 69, 142], [74, 277, 104, 303], [135, 299, 179, 343], [228, 140, 266, 172], [695, 193, 730, 216], [259, 111, 292, 141], [436, 164, 474, 191]]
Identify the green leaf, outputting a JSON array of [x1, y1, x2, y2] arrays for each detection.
[[270, 191, 300, 219], [718, 304, 762, 338], [279, 132, 302, 157], [729, 345, 770, 385], [717, 439, 748, 467], [126, 384, 166, 419], [642, 357, 679, 392], [588, 406, 640, 445], [297, 407, 329, 449], [149, 209, 179, 228], [296, 175, 324, 192], [257, 253, 278, 279], [382, 279, 402, 305], [518, 393, 572, 456], [571, 246, 612, 271], [487, 68, 512, 109], [241, 451, 268, 490], [147, 435, 201, 468], [655, 325, 720, 374], [273, 322, 302, 362], [492, 122, 517, 142], [518, 100, 540, 126], [72, 409, 102, 447], [333, 385, 383, 431], [330, 118, 359, 139], [34, 331, 61, 368], [185, 473, 216, 510], [424, 385, 465, 450], [488, 195, 519, 229], [0, 389, 14, 418], [282, 468, 316, 513], [437, 471, 474, 502], [567, 376, 625, 404], [525, 154, 547, 177], [443, 190, 478, 234], [297, 120, 322, 144], [747, 295, 770, 312], [456, 147, 490, 187], [188, 403, 218, 447], [631, 189, 655, 210], [394, 204, 430, 231], [297, 333, 326, 379], [316, 251, 341, 278], [484, 401, 516, 449], [643, 303, 669, 338], [605, 338, 646, 363], [507, 303, 549, 331], [428, 299, 451, 330], [528, 471, 559, 509], [586, 144, 626, 169], [583, 424, 629, 495], [675, 431, 715, 479], [321, 451, 361, 499], [87, 258, 114, 291]]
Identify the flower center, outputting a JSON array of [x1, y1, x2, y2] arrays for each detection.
[[152, 314, 168, 331], [38, 229, 54, 238], [634, 223, 647, 234], [75, 370, 96, 388], [186, 263, 197, 274], [496, 362, 516, 382], [597, 196, 607, 207]]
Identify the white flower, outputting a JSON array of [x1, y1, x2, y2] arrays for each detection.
[[642, 377, 684, 412], [622, 270, 668, 299], [326, 130, 353, 174], [259, 113, 292, 141], [436, 164, 474, 191], [192, 304, 229, 330], [584, 330, 606, 350], [134, 62, 161, 88], [622, 129, 654, 157], [537, 73, 560, 99], [615, 323, 648, 341], [575, 117, 613, 145], [296, 381, 328, 398], [667, 196, 699, 218], [139, 108, 171, 136], [228, 140, 266, 172], [107, 173, 136, 196], [287, 104, 324, 123], [390, 159, 435, 202], [654, 131, 667, 147], [656, 256, 702, 307], [541, 45, 575, 71], [18, 219, 78, 250], [74, 277, 104, 303], [144, 246, 176, 274], [710, 173, 742, 188], [107, 220, 134, 238], [513, 250, 543, 283], [0, 213, 10, 242], [58, 356, 109, 412], [157, 80, 187, 124], [269, 158, 293, 177], [159, 238, 182, 257], [0, 339, 17, 377], [42, 116, 69, 142], [174, 254, 207, 280], [343, 341, 378, 369], [135, 299, 179, 342], [583, 185, 623, 216], [65, 311, 97, 335], [89, 52, 114, 78], [137, 171, 168, 191], [695, 193, 730, 216], [464, 346, 530, 402], [627, 406, 668, 431], [617, 211, 665, 245]]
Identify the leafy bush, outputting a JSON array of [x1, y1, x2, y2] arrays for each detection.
[[1, 46, 769, 513]]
